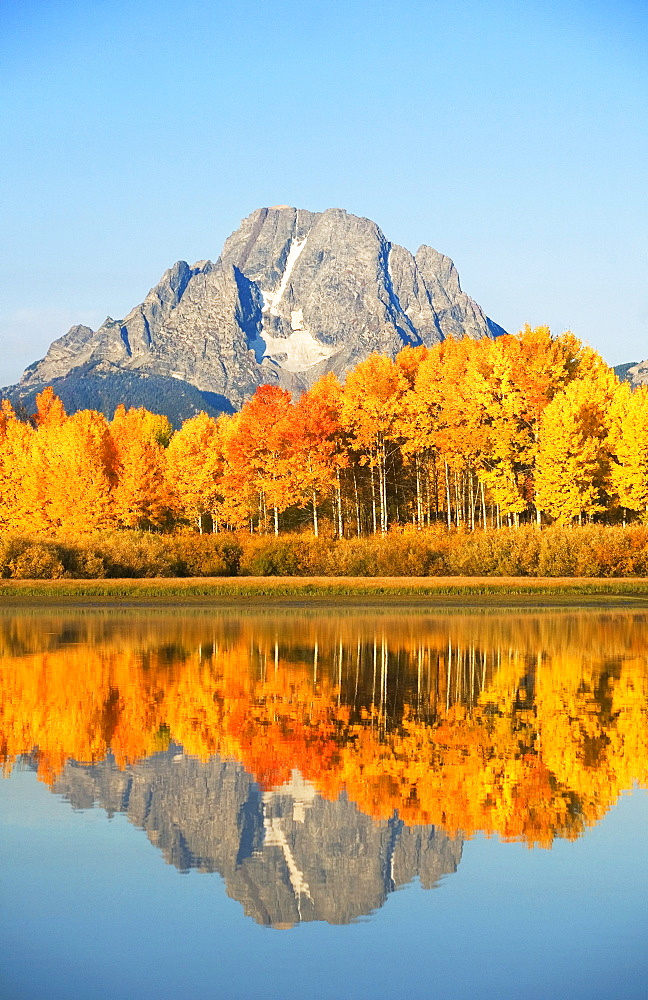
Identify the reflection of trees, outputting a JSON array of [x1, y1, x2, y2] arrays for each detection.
[[1, 610, 647, 847]]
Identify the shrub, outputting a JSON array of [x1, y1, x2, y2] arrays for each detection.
[[83, 531, 177, 578], [445, 529, 542, 576], [0, 535, 29, 578], [169, 534, 242, 577], [1, 523, 647, 580], [9, 544, 66, 579], [317, 530, 448, 577], [238, 533, 337, 576], [240, 537, 302, 576]]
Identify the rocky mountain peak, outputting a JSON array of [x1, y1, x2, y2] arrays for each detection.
[[5, 205, 506, 420]]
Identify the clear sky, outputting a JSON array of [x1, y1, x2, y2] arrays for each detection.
[[1, 0, 646, 387]]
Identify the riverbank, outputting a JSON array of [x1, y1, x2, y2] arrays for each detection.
[[2, 575, 648, 606]]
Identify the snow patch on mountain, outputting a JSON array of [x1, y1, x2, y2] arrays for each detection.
[[262, 237, 308, 316], [250, 325, 340, 372]]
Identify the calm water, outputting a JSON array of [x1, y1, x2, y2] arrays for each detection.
[[1, 606, 647, 1000]]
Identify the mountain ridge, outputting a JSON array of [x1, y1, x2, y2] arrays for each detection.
[[3, 206, 506, 423], [615, 359, 648, 388]]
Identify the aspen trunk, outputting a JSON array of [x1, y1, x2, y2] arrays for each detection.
[[336, 468, 343, 538], [379, 442, 387, 533], [371, 463, 378, 535], [312, 491, 318, 537], [469, 471, 475, 531], [353, 469, 361, 537]]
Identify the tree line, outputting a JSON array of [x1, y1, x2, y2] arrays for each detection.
[[1, 325, 647, 535]]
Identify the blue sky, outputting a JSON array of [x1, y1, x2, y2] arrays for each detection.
[[1, 0, 646, 386]]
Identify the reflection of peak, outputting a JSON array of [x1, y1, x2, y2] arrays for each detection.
[[265, 769, 317, 824], [54, 750, 462, 926]]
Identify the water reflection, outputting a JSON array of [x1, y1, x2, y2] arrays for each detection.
[[46, 751, 461, 926], [2, 608, 647, 923]]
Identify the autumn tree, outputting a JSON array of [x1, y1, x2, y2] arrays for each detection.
[[535, 367, 617, 524], [34, 386, 67, 429], [222, 387, 296, 534], [403, 337, 486, 528], [41, 409, 117, 531], [341, 354, 408, 533], [166, 411, 224, 532], [0, 402, 44, 530], [608, 383, 648, 521], [111, 405, 172, 529], [289, 374, 344, 536]]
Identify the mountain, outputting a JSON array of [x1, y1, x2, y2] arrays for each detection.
[[3, 206, 506, 422], [53, 749, 463, 927], [615, 360, 648, 388]]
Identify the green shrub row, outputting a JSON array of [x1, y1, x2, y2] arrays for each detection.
[[2, 525, 648, 579], [237, 525, 648, 577], [0, 531, 241, 579]]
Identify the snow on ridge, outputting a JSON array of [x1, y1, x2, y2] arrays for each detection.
[[253, 236, 340, 372], [251, 326, 340, 373], [262, 237, 308, 316]]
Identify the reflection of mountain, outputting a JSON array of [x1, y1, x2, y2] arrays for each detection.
[[53, 749, 462, 926]]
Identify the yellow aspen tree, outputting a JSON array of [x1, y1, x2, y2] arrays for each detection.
[[0, 402, 46, 531], [34, 386, 67, 429], [470, 328, 607, 525], [395, 345, 429, 388], [111, 406, 172, 528], [469, 335, 530, 524], [341, 353, 408, 533], [111, 404, 172, 449], [412, 337, 485, 527], [113, 438, 170, 528], [608, 383, 648, 520], [535, 369, 617, 524], [165, 411, 224, 532], [42, 410, 117, 531], [396, 364, 442, 526]]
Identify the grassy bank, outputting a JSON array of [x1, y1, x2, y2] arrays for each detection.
[[2, 575, 648, 604]]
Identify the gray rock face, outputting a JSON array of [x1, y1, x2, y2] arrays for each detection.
[[53, 749, 463, 927], [13, 206, 505, 412], [616, 359, 648, 388]]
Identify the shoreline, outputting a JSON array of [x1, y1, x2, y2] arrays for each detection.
[[1, 575, 648, 607]]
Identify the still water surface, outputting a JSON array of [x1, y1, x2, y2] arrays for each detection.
[[1, 606, 647, 999]]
